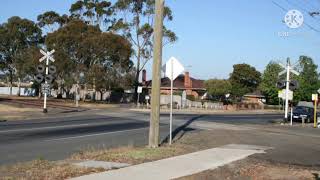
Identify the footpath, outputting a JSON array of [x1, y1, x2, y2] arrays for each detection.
[[70, 144, 270, 180]]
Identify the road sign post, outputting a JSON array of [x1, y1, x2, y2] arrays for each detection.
[[182, 90, 187, 108], [145, 95, 150, 108], [164, 57, 184, 145], [170, 59, 173, 145], [137, 86, 142, 107], [39, 49, 55, 113], [312, 94, 318, 128], [290, 106, 293, 126]]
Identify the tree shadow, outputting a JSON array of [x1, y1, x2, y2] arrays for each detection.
[[161, 115, 205, 145]]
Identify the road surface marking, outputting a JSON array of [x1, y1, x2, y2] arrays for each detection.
[[0, 123, 92, 133], [0, 120, 145, 134], [45, 127, 150, 142]]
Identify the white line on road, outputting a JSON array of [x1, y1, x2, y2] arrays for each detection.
[[44, 127, 150, 142], [0, 123, 91, 133], [0, 120, 145, 134]]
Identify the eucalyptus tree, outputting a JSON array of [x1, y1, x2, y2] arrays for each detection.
[[37, 11, 69, 32], [46, 20, 133, 99], [45, 20, 101, 97], [0, 16, 42, 95], [80, 31, 133, 99], [111, 0, 177, 96], [69, 0, 113, 30]]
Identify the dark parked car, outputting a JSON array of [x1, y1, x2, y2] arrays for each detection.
[[290, 106, 316, 123]]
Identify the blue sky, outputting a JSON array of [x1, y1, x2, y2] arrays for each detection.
[[1, 0, 320, 80]]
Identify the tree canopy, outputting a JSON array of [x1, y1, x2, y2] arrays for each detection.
[[229, 63, 261, 98], [37, 11, 69, 32], [0, 16, 42, 94], [204, 79, 231, 100], [294, 56, 320, 102], [69, 0, 113, 29], [111, 0, 177, 94], [260, 61, 282, 105], [45, 20, 133, 93]]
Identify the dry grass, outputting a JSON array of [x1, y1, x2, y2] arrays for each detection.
[[77, 103, 119, 109], [0, 159, 104, 180], [0, 104, 39, 121], [0, 104, 37, 113], [0, 104, 40, 121], [177, 158, 320, 180], [70, 144, 191, 165], [0, 144, 192, 180]]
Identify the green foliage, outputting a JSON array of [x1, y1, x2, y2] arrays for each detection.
[[46, 20, 134, 92], [0, 16, 42, 87], [294, 56, 320, 102], [260, 61, 282, 105], [186, 95, 195, 101], [70, 0, 113, 29], [204, 79, 231, 100], [229, 63, 261, 98], [173, 91, 182, 96], [37, 11, 69, 32], [15, 46, 41, 79]]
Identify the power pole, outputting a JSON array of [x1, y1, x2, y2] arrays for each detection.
[[149, 0, 164, 148]]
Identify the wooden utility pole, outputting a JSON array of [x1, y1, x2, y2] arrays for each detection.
[[149, 0, 164, 148]]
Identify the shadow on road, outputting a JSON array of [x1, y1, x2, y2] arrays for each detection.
[[161, 115, 205, 145]]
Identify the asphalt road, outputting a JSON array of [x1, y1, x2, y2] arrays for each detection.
[[0, 110, 283, 165]]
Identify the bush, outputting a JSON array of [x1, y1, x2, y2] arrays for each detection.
[[186, 95, 195, 101], [109, 89, 124, 103], [173, 91, 182, 96]]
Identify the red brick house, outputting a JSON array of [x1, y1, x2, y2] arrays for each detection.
[[142, 70, 206, 99]]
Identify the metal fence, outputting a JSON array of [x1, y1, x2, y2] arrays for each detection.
[[0, 87, 36, 96], [160, 95, 224, 110]]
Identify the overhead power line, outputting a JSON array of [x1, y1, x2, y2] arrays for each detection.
[[285, 0, 309, 13], [285, 0, 320, 20], [298, 0, 319, 11], [271, 0, 320, 33], [272, 1, 287, 12]]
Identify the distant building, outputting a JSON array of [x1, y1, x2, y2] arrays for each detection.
[[242, 91, 266, 104], [142, 70, 206, 99]]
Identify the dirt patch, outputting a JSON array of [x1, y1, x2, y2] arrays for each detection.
[[177, 158, 320, 180], [0, 159, 104, 180]]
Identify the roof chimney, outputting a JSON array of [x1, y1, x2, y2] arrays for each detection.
[[142, 69, 147, 85], [184, 71, 192, 88]]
